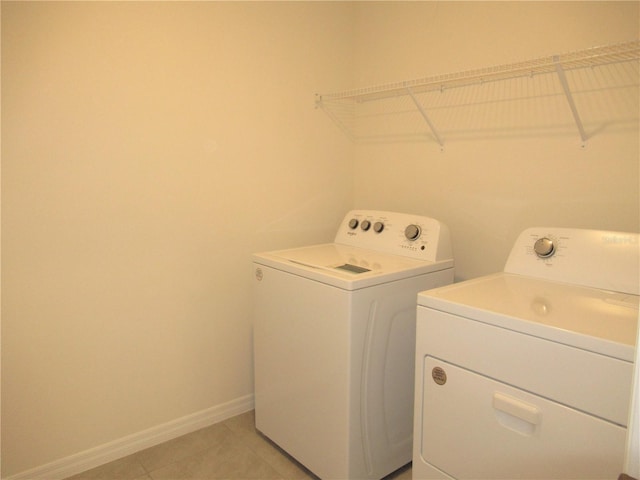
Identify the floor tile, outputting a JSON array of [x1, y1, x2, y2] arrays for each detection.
[[135, 422, 234, 472], [223, 411, 315, 479], [242, 433, 316, 480], [221, 410, 256, 436], [385, 464, 412, 480], [65, 454, 147, 480], [148, 434, 281, 479], [65, 410, 412, 480]]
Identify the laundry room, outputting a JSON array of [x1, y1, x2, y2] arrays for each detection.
[[1, 2, 638, 480]]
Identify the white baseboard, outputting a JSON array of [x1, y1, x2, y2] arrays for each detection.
[[5, 394, 255, 480]]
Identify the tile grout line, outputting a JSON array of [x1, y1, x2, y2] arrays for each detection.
[[222, 416, 298, 480], [140, 426, 233, 480]]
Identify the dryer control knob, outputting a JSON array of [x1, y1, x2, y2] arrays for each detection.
[[534, 237, 555, 258], [348, 218, 359, 229], [373, 222, 385, 233], [405, 224, 421, 241], [361, 220, 371, 231]]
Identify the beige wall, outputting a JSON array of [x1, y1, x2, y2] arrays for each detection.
[[2, 1, 639, 478], [1, 2, 353, 476], [353, 1, 640, 281]]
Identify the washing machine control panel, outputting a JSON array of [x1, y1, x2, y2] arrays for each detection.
[[336, 210, 452, 262], [347, 216, 422, 240]]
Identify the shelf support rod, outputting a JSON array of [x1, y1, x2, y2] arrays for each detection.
[[554, 56, 588, 146], [406, 87, 444, 148]]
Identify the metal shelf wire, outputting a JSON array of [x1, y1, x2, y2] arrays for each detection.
[[316, 40, 640, 146]]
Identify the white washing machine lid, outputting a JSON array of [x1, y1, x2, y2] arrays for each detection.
[[254, 243, 454, 291], [418, 272, 639, 361]]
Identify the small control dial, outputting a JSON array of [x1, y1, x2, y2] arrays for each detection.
[[361, 220, 371, 231], [404, 224, 421, 241], [373, 222, 385, 233], [534, 237, 555, 258], [348, 219, 359, 229]]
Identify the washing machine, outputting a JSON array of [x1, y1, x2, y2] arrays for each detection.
[[252, 210, 454, 480], [413, 227, 639, 480]]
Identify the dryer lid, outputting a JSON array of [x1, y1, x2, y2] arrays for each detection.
[[418, 273, 639, 361]]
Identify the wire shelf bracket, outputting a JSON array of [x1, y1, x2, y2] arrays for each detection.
[[554, 55, 588, 146], [406, 87, 444, 149]]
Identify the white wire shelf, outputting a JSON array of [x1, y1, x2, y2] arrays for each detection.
[[316, 40, 640, 147]]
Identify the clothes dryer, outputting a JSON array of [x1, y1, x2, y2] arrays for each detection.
[[253, 210, 454, 480], [413, 228, 639, 479]]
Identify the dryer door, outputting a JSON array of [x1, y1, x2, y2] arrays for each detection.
[[419, 357, 626, 479]]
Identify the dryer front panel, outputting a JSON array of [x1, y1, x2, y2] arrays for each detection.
[[419, 357, 626, 479]]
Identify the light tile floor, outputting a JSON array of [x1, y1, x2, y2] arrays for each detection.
[[66, 410, 412, 480]]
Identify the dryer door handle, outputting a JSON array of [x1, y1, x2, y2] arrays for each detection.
[[493, 392, 541, 435]]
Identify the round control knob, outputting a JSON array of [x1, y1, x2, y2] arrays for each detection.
[[373, 222, 385, 233], [348, 218, 359, 229], [404, 224, 421, 241], [361, 220, 371, 231], [534, 237, 555, 258]]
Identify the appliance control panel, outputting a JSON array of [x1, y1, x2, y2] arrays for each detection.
[[505, 227, 639, 295], [334, 210, 453, 262]]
